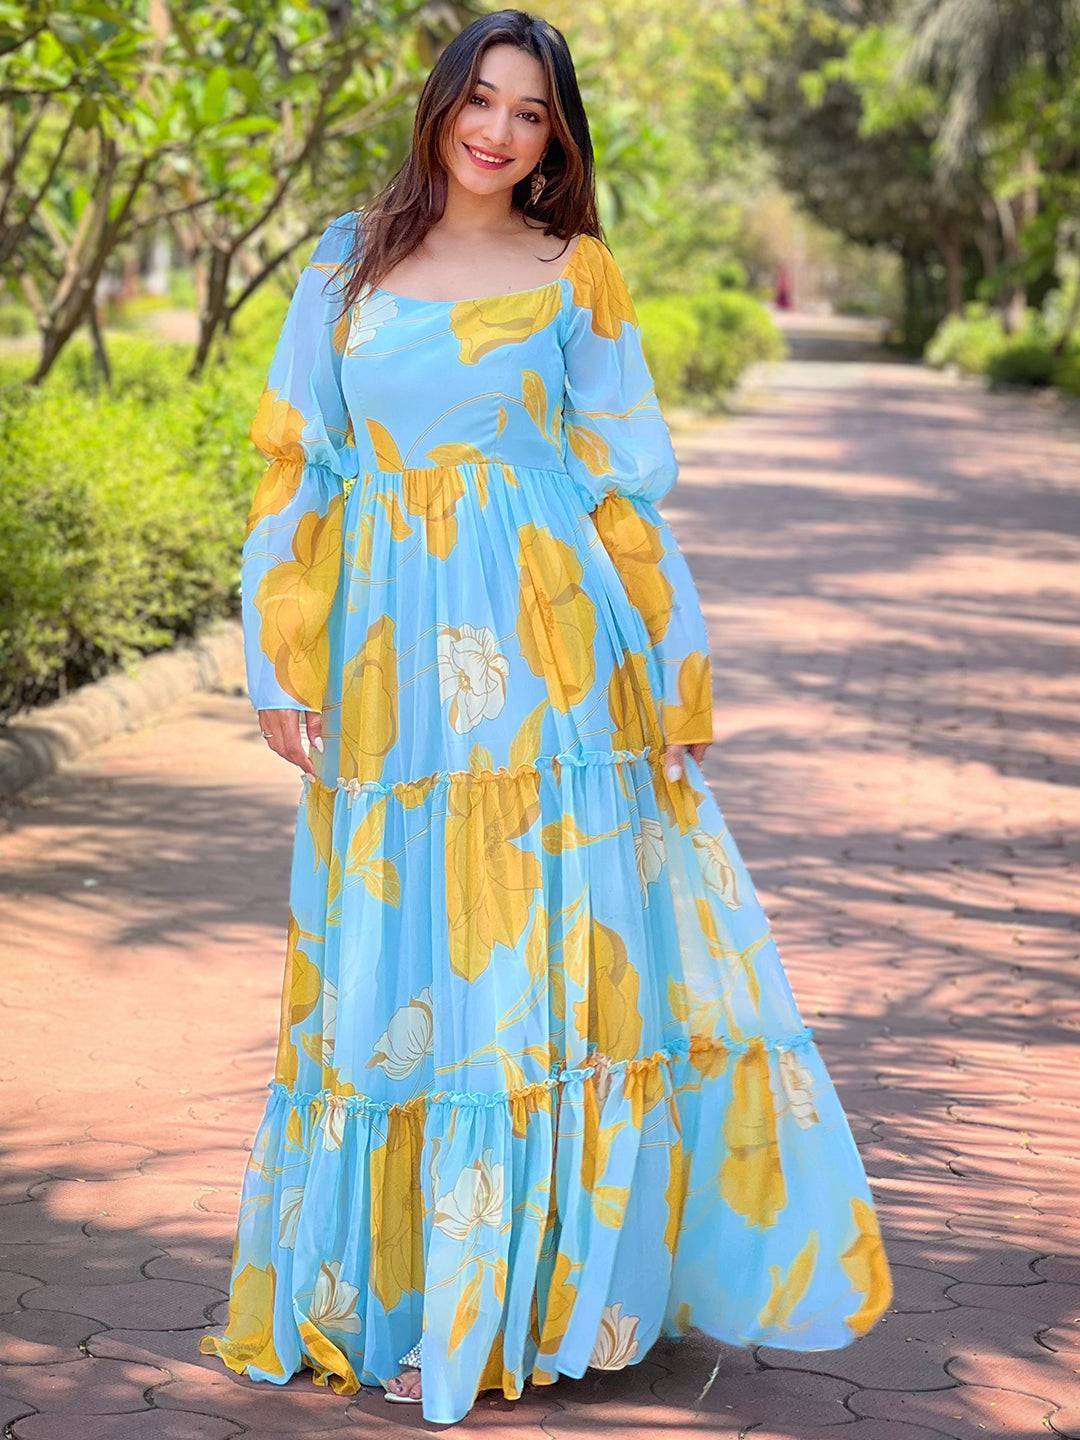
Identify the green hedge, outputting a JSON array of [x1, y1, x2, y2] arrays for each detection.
[[638, 286, 784, 408], [0, 332, 260, 720], [0, 276, 776, 720], [925, 300, 1080, 393]]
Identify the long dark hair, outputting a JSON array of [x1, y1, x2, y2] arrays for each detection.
[[327, 9, 601, 321]]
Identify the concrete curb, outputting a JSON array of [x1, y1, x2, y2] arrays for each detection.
[[0, 618, 247, 800]]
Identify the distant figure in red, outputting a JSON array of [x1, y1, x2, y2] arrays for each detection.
[[774, 264, 793, 309]]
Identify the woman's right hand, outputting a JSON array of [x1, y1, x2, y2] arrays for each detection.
[[257, 708, 321, 778]]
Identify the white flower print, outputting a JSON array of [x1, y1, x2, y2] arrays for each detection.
[[322, 1094, 349, 1152], [307, 1259, 363, 1333], [368, 986, 434, 1080], [346, 289, 399, 353], [433, 1147, 505, 1240], [436, 623, 510, 733], [589, 1301, 641, 1369], [278, 1184, 305, 1248], [692, 829, 742, 909], [779, 1048, 819, 1128], [635, 816, 665, 893]]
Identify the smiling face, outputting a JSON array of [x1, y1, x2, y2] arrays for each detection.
[[442, 42, 554, 201]]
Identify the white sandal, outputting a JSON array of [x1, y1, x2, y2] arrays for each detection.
[[384, 1338, 422, 1404]]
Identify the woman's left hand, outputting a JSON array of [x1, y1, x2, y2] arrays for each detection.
[[664, 740, 710, 781]]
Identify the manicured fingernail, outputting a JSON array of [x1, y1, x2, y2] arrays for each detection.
[[312, 736, 324, 752], [665, 762, 682, 780]]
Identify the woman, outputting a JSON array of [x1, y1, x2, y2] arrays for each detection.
[[199, 9, 892, 1424]]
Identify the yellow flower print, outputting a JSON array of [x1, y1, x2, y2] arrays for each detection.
[[450, 284, 563, 363], [246, 387, 307, 538], [607, 648, 664, 753], [564, 234, 638, 340], [444, 769, 543, 982], [757, 1231, 819, 1330], [664, 1138, 689, 1258], [665, 651, 714, 746], [198, 1262, 285, 1377], [841, 1196, 893, 1335], [402, 461, 468, 560], [516, 523, 597, 711], [369, 1109, 424, 1311], [591, 494, 674, 648], [274, 912, 322, 1086], [720, 1039, 787, 1228], [536, 1251, 580, 1358], [343, 793, 399, 906], [339, 613, 398, 784], [572, 917, 643, 1060], [367, 417, 405, 471], [304, 779, 335, 871], [437, 623, 511, 734], [254, 494, 344, 712], [449, 1266, 484, 1355], [297, 1318, 360, 1394], [564, 421, 611, 479]]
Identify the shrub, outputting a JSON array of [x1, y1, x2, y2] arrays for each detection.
[[684, 287, 785, 398], [1050, 347, 1080, 395], [636, 295, 701, 406], [0, 331, 259, 719], [925, 302, 1009, 374], [985, 338, 1058, 386]]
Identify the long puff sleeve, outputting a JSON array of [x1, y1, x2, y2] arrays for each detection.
[[242, 210, 360, 714], [559, 235, 714, 746]]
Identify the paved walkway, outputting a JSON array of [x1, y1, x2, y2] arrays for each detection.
[[2, 313, 1077, 1439]]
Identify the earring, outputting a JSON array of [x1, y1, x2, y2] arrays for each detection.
[[529, 159, 547, 206]]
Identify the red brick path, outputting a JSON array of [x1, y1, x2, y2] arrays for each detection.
[[2, 314, 1078, 1437]]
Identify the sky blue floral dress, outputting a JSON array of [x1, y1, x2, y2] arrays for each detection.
[[199, 210, 892, 1424]]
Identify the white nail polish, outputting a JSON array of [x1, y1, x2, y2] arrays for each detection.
[[312, 736, 324, 752], [665, 762, 682, 781]]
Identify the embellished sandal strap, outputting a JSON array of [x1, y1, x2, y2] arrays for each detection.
[[397, 1339, 422, 1369]]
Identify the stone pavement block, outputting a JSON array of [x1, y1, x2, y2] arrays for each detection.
[[889, 1263, 961, 1313], [0, 1307, 106, 1364], [142, 1248, 235, 1287], [13, 1410, 243, 1439], [847, 1380, 1064, 1439], [756, 1308, 959, 1392], [20, 1278, 225, 1329], [938, 1304, 1076, 1406], [0, 1273, 44, 1311], [86, 1331, 355, 1431], [944, 1279, 1076, 1323], [651, 1355, 855, 1427], [0, 1356, 167, 1414], [3, 1138, 154, 1183], [1035, 1256, 1080, 1286], [0, 1394, 38, 1430], [0, 1240, 164, 1290], [749, 1426, 962, 1440]]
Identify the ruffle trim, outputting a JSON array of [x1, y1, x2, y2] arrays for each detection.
[[303, 744, 662, 801], [267, 1027, 817, 1117]]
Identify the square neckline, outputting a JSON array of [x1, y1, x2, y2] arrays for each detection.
[[368, 231, 587, 307]]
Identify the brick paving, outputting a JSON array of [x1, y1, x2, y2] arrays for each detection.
[[1, 312, 1078, 1438]]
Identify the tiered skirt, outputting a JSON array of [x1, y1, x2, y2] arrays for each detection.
[[200, 462, 892, 1423]]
